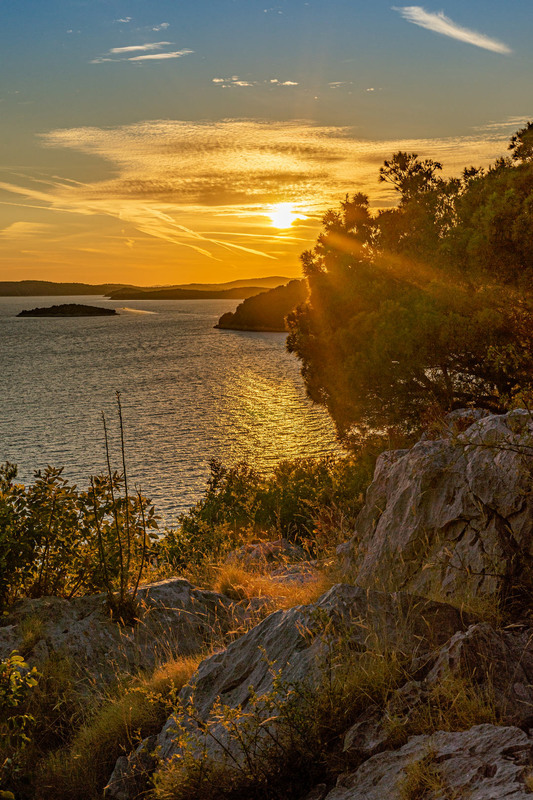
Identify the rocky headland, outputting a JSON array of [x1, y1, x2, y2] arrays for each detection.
[[4, 408, 533, 799]]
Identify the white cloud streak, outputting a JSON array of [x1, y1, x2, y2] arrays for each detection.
[[393, 6, 512, 54], [109, 42, 171, 54], [126, 49, 193, 62]]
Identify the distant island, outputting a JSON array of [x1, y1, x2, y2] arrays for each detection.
[[17, 304, 118, 317], [0, 276, 291, 297], [215, 279, 307, 331]]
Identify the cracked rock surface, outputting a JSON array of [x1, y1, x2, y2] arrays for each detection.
[[338, 409, 533, 600]]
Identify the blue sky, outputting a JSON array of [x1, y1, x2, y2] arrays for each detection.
[[1, 1, 531, 283]]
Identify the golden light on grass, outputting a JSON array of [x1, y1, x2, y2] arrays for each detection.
[[268, 202, 300, 228]]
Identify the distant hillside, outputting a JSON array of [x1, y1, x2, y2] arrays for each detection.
[[107, 286, 269, 301], [215, 279, 307, 332], [0, 276, 291, 298], [173, 276, 290, 291], [0, 281, 131, 296]]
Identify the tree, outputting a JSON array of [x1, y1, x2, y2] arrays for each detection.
[[287, 197, 533, 447], [509, 121, 533, 163]]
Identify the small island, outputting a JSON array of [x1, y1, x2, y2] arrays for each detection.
[[17, 303, 117, 318]]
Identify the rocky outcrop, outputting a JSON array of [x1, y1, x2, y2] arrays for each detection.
[[324, 724, 533, 800], [106, 585, 468, 798], [0, 578, 243, 684], [338, 409, 533, 601]]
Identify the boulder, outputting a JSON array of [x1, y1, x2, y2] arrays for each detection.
[[339, 409, 533, 601], [106, 585, 468, 798], [0, 578, 243, 684], [226, 538, 307, 569], [325, 724, 533, 800]]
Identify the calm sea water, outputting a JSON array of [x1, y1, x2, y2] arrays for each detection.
[[0, 296, 342, 523]]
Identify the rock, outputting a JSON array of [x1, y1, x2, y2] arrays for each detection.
[[324, 724, 533, 799], [270, 562, 321, 584], [0, 578, 243, 684], [339, 409, 533, 601], [425, 622, 533, 727], [226, 538, 307, 569], [106, 585, 468, 798]]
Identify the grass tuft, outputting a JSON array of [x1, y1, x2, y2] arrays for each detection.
[[37, 654, 203, 800]]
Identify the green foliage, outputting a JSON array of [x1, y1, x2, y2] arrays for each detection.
[[287, 127, 533, 444], [0, 463, 158, 608], [161, 453, 374, 568], [0, 652, 40, 788]]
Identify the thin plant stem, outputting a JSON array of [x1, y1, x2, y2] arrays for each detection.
[[90, 477, 112, 602], [116, 391, 132, 590], [132, 489, 148, 597], [102, 410, 125, 599]]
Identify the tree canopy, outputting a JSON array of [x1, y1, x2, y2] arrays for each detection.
[[287, 127, 533, 446]]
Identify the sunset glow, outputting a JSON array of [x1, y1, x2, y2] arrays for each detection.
[[0, 2, 530, 284]]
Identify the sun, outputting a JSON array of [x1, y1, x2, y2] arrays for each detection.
[[268, 202, 299, 228]]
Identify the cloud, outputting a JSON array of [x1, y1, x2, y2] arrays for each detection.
[[393, 6, 512, 54], [109, 42, 172, 54], [1, 221, 53, 239], [152, 22, 169, 31], [91, 44, 193, 64], [213, 76, 299, 88], [0, 118, 521, 264], [126, 50, 193, 62], [115, 17, 132, 23]]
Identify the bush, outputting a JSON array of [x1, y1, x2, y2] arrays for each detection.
[[0, 464, 158, 609], [161, 453, 375, 570]]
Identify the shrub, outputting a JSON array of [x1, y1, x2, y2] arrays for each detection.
[[161, 452, 374, 570]]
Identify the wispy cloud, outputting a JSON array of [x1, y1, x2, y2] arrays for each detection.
[[0, 221, 52, 239], [393, 6, 512, 54], [91, 44, 193, 64], [0, 118, 521, 267], [127, 50, 193, 62], [152, 22, 170, 31], [213, 76, 299, 89], [109, 42, 171, 54], [115, 17, 132, 23]]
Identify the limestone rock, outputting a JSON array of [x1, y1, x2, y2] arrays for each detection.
[[0, 578, 243, 684], [106, 585, 468, 798], [325, 724, 533, 800], [339, 409, 533, 600], [226, 538, 307, 569], [426, 621, 533, 727]]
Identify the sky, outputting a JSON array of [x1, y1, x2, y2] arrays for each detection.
[[0, 1, 532, 285]]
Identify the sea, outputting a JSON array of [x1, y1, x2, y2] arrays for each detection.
[[0, 296, 342, 525]]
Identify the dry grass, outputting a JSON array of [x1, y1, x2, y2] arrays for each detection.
[[386, 672, 499, 750], [37, 653, 204, 800], [398, 750, 448, 800], [212, 563, 334, 610], [524, 773, 533, 792]]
